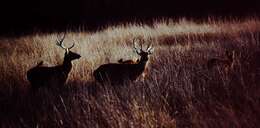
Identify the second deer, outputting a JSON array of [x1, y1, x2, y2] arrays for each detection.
[[207, 50, 235, 73], [27, 34, 81, 90], [93, 39, 154, 84]]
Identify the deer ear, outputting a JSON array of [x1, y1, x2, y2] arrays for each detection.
[[148, 48, 154, 54], [134, 49, 141, 55]]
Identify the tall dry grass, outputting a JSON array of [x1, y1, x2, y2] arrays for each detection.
[[0, 18, 260, 128]]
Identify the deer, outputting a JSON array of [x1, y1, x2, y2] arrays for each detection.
[[207, 50, 235, 73], [93, 39, 154, 84], [27, 34, 81, 90]]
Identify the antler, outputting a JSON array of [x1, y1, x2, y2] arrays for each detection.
[[68, 42, 75, 50], [133, 38, 141, 54], [133, 38, 154, 54], [56, 33, 75, 50], [146, 43, 152, 51], [56, 34, 66, 50]]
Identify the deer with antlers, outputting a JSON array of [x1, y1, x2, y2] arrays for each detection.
[[207, 50, 235, 73], [93, 38, 154, 84], [27, 34, 81, 90]]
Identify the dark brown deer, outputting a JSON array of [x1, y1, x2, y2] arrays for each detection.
[[93, 39, 154, 84], [27, 34, 81, 90], [207, 50, 235, 73]]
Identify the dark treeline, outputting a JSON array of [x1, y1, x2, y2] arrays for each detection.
[[0, 0, 259, 36]]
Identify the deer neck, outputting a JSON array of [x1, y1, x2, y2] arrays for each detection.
[[137, 60, 148, 71], [62, 59, 72, 74]]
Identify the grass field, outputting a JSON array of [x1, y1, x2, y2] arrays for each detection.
[[0, 18, 260, 128]]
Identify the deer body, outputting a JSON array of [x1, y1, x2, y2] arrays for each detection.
[[27, 35, 81, 90], [94, 39, 153, 84], [94, 59, 148, 84], [207, 50, 235, 73]]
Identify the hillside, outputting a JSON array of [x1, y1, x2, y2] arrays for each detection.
[[0, 18, 260, 128]]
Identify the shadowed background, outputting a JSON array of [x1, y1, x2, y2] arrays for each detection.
[[0, 0, 260, 127], [0, 0, 259, 36]]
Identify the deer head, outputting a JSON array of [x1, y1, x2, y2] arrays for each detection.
[[56, 34, 81, 62], [133, 38, 154, 63]]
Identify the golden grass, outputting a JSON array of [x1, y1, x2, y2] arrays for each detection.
[[0, 18, 260, 128]]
